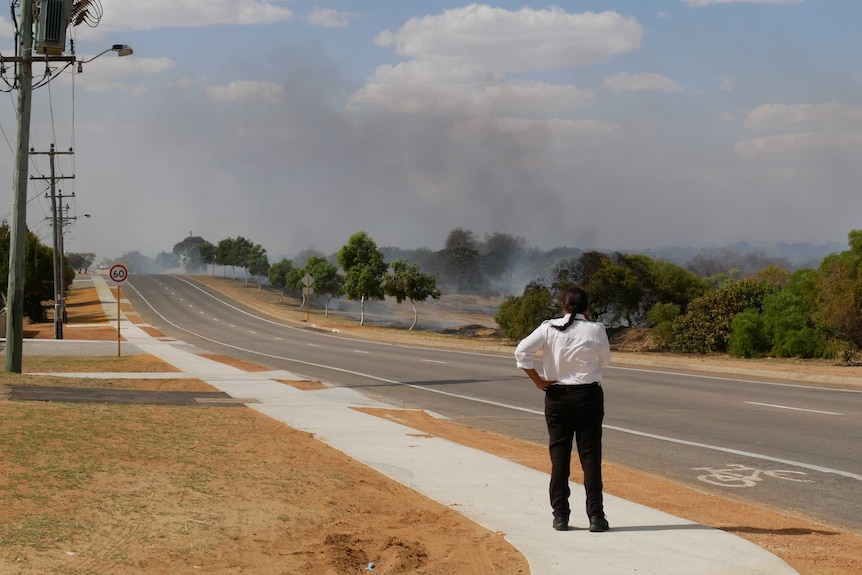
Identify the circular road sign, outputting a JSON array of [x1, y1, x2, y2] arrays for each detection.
[[109, 263, 129, 283]]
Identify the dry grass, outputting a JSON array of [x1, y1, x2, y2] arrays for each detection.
[[0, 278, 527, 575]]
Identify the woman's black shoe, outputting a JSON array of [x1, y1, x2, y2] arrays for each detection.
[[552, 516, 569, 531], [589, 515, 609, 532]]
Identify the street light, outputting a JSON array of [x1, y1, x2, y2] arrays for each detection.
[[3, 0, 133, 370], [76, 44, 134, 72]]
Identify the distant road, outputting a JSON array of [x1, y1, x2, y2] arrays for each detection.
[[124, 274, 862, 534]]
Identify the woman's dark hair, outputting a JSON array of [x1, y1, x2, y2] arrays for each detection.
[[552, 286, 589, 331]]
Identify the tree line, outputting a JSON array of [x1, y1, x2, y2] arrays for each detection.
[[0, 222, 75, 322], [495, 230, 862, 362], [172, 231, 441, 330], [165, 228, 557, 297], [62, 224, 860, 361]]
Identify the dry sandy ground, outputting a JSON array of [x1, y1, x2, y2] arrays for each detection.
[[0, 275, 859, 575]]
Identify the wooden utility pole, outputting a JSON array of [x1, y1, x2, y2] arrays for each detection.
[[4, 0, 35, 372], [31, 145, 75, 339]]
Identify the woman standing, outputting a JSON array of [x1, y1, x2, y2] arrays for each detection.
[[514, 285, 611, 532]]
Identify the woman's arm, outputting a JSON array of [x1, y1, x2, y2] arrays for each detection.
[[523, 368, 555, 391]]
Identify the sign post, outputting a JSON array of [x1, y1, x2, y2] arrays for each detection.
[[109, 264, 129, 356]]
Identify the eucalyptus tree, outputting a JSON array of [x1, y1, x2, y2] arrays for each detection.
[[382, 258, 441, 330], [337, 231, 387, 326], [213, 236, 265, 284], [67, 252, 96, 273], [172, 235, 212, 273], [247, 245, 270, 290], [155, 251, 180, 271], [199, 243, 217, 275], [269, 259, 302, 302], [439, 227, 482, 292], [230, 237, 255, 284], [301, 256, 344, 316], [216, 238, 236, 278], [482, 232, 526, 284]]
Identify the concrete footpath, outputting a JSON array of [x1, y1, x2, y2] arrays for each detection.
[[12, 275, 800, 575]]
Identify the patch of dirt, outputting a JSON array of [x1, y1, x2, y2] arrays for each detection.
[[609, 326, 656, 352], [2, 275, 858, 575], [277, 379, 329, 391], [438, 324, 504, 338], [0, 401, 524, 575]]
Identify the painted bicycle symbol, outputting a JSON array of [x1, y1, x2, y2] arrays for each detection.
[[693, 464, 813, 488]]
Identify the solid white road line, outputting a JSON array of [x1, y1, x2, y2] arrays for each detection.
[[745, 401, 843, 416]]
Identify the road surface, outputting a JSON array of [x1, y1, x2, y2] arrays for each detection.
[[124, 274, 862, 534]]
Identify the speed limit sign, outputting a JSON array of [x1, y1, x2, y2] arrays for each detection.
[[109, 263, 129, 283]]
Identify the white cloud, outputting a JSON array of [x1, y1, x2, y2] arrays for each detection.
[[205, 80, 284, 102], [744, 101, 862, 130], [374, 4, 643, 73], [307, 8, 357, 28], [356, 5, 641, 117], [737, 101, 862, 158], [602, 73, 682, 95], [352, 61, 595, 116], [351, 60, 494, 115], [682, 0, 802, 6], [735, 131, 862, 156], [81, 82, 147, 95], [171, 78, 196, 89], [63, 56, 175, 92], [91, 0, 294, 32], [718, 74, 735, 92]]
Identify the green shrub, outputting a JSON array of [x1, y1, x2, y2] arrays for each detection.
[[728, 309, 768, 358], [646, 303, 680, 350], [646, 302, 680, 326], [650, 322, 675, 350], [494, 282, 556, 341], [671, 279, 778, 354]]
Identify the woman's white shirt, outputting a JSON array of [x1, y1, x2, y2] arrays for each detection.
[[514, 313, 611, 384]]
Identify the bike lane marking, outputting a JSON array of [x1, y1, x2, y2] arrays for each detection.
[[745, 401, 843, 416], [693, 464, 814, 488]]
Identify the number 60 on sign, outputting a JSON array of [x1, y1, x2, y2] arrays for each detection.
[[110, 264, 129, 283]]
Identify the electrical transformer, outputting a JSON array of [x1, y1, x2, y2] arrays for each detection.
[[35, 0, 73, 56]]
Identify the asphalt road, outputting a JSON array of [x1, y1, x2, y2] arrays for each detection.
[[124, 274, 862, 534]]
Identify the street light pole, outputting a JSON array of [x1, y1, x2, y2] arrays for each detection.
[[5, 0, 35, 373], [2, 1, 132, 370]]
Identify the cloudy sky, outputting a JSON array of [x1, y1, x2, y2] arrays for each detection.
[[0, 0, 860, 261]]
